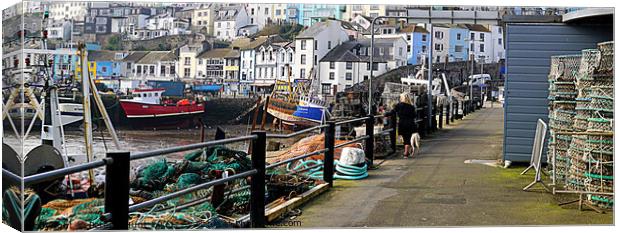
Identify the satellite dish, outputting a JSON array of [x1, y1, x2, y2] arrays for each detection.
[[2, 143, 21, 175], [24, 144, 65, 177]]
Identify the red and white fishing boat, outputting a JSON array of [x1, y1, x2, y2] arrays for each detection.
[[120, 87, 204, 128]]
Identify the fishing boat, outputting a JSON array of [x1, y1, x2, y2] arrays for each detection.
[[119, 87, 204, 128], [266, 78, 329, 127]]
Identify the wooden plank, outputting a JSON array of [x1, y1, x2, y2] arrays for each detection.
[[265, 183, 330, 222]]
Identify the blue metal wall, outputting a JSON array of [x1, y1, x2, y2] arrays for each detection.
[[504, 23, 612, 162]]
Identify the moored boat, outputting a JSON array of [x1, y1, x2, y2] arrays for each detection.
[[119, 88, 204, 129]]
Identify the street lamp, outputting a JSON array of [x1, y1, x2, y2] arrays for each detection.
[[370, 16, 433, 130]]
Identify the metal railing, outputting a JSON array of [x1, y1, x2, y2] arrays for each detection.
[[2, 105, 476, 229]]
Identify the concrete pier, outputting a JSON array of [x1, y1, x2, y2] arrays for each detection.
[[283, 103, 613, 227]]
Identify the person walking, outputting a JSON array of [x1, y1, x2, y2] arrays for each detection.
[[385, 93, 417, 158]]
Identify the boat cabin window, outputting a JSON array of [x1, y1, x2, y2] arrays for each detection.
[[154, 92, 159, 97]]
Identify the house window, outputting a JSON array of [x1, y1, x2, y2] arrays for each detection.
[[407, 34, 412, 41], [136, 66, 142, 74], [480, 44, 485, 52], [184, 57, 191, 65], [407, 45, 411, 52], [314, 55, 317, 65], [480, 33, 485, 42], [300, 55, 306, 64], [435, 44, 442, 51], [199, 59, 203, 65], [456, 33, 461, 40], [329, 72, 335, 80], [300, 68, 306, 78], [498, 38, 502, 45], [184, 68, 190, 77], [300, 40, 306, 50], [281, 67, 285, 76], [364, 75, 368, 81], [366, 62, 370, 70], [160, 66, 166, 75], [399, 47, 403, 56], [421, 34, 427, 41], [321, 84, 331, 95], [330, 62, 335, 69], [372, 62, 378, 71], [314, 40, 317, 50], [434, 31, 443, 39], [345, 73, 352, 81], [149, 66, 155, 74], [455, 45, 463, 53], [470, 43, 474, 51], [328, 41, 332, 49], [470, 33, 475, 40], [170, 66, 175, 76], [346, 62, 352, 70]]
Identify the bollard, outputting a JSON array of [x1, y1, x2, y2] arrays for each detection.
[[323, 121, 336, 187], [365, 115, 375, 167], [390, 114, 397, 153], [438, 104, 443, 129], [104, 152, 130, 230], [250, 131, 266, 228]]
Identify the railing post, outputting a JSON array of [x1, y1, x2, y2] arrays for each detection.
[[323, 121, 336, 187], [104, 152, 130, 230], [390, 113, 397, 153], [438, 103, 443, 129], [445, 103, 450, 125], [365, 115, 375, 167], [451, 101, 455, 122], [250, 131, 266, 228]]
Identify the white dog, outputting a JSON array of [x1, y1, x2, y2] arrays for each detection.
[[410, 133, 421, 155]]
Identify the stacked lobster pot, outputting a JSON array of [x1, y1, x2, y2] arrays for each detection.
[[547, 55, 579, 183], [567, 49, 600, 193], [584, 41, 614, 209]]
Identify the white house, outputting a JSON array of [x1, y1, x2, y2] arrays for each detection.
[[46, 20, 72, 41], [254, 40, 294, 92], [293, 19, 351, 83], [237, 36, 270, 92], [318, 37, 407, 95], [430, 24, 450, 63], [48, 2, 90, 21], [129, 13, 190, 40], [489, 25, 506, 62], [214, 6, 249, 41], [132, 51, 177, 81], [465, 24, 493, 63], [178, 43, 207, 80], [276, 42, 295, 82]]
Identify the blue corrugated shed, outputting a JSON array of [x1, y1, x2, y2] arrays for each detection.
[[146, 81, 185, 96], [193, 85, 222, 92], [503, 23, 612, 162]]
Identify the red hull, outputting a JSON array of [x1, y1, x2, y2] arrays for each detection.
[[120, 101, 204, 118]]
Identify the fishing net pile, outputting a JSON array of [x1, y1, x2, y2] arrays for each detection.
[[33, 146, 251, 230], [548, 42, 614, 210]]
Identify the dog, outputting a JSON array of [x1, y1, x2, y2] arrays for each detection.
[[410, 132, 421, 154]]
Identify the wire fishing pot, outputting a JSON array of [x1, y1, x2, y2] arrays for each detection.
[[589, 195, 614, 209], [587, 117, 613, 132], [578, 49, 601, 77], [561, 55, 582, 81], [596, 41, 614, 74]]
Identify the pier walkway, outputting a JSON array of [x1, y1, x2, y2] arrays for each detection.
[[285, 103, 612, 227]]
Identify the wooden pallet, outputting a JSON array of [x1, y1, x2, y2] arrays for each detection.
[[265, 183, 330, 222]]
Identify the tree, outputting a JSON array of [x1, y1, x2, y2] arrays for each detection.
[[105, 35, 122, 50]]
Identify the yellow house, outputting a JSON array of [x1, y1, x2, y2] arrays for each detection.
[[192, 4, 217, 35]]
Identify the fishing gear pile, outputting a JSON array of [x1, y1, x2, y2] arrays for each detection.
[[548, 41, 614, 210]]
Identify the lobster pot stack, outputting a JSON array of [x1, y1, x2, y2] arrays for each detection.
[[584, 41, 614, 209], [547, 55, 579, 183], [566, 49, 600, 192]]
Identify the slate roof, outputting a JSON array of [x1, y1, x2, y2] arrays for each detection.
[[197, 48, 231, 59], [136, 51, 176, 64], [320, 38, 400, 63], [122, 51, 149, 62], [463, 24, 491, 32], [88, 50, 129, 61]]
